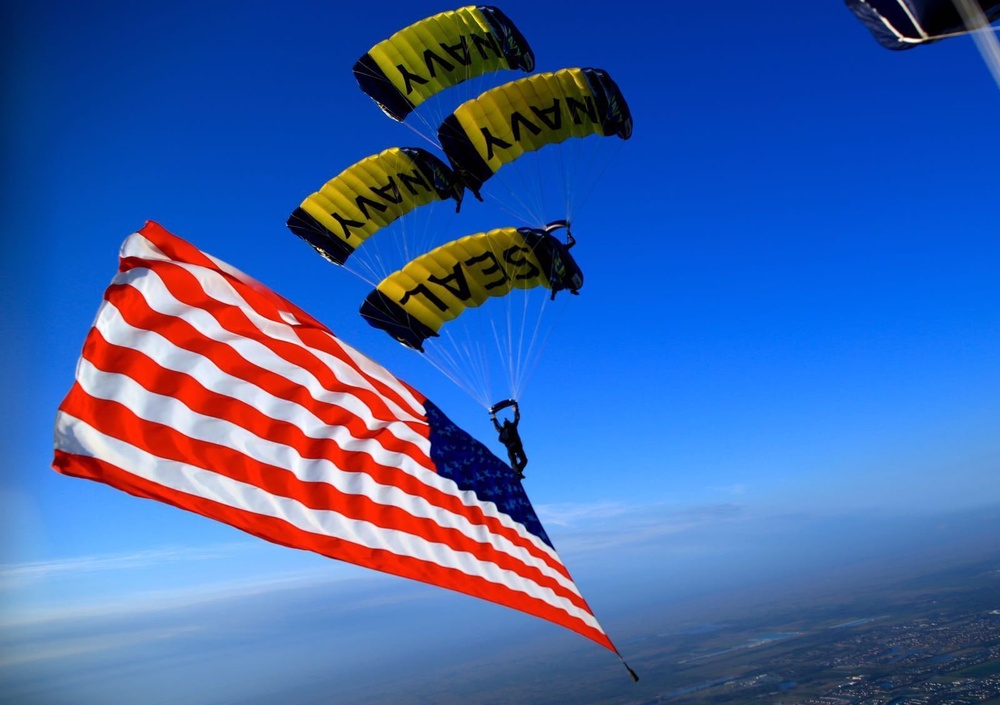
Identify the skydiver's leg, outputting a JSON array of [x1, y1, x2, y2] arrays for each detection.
[[513, 448, 527, 478]]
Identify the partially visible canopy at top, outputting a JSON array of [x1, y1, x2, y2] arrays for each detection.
[[846, 0, 1000, 49]]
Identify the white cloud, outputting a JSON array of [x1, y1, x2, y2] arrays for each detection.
[[0, 565, 371, 629], [535, 501, 634, 527], [536, 499, 747, 555], [0, 543, 255, 587], [0, 625, 202, 668], [711, 483, 749, 496], [0, 500, 751, 632]]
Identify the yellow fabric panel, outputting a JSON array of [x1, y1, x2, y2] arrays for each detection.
[[376, 228, 550, 332], [366, 6, 508, 110], [451, 68, 607, 175], [297, 148, 438, 251]]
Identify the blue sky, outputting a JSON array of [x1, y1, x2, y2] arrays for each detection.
[[3, 1, 1000, 702]]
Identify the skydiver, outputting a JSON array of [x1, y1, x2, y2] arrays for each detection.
[[490, 399, 527, 480], [519, 220, 583, 301]]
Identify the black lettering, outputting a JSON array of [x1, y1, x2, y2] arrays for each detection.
[[566, 96, 597, 125], [464, 251, 509, 290], [427, 262, 472, 301], [397, 169, 431, 196], [354, 194, 389, 221], [331, 212, 365, 240], [397, 33, 503, 95], [399, 283, 449, 312], [470, 33, 502, 60], [423, 49, 455, 78], [438, 37, 471, 67], [503, 245, 540, 281], [480, 127, 513, 160], [510, 110, 542, 142], [396, 64, 429, 95], [369, 177, 403, 205], [530, 100, 562, 131]]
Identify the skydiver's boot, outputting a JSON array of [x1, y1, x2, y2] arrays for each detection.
[[508, 451, 525, 480]]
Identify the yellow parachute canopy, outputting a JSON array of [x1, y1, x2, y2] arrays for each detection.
[[360, 224, 582, 351], [287, 147, 462, 266], [437, 67, 632, 197], [353, 6, 534, 122]]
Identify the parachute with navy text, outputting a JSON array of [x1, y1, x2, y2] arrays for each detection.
[[438, 67, 633, 199], [287, 147, 465, 286], [353, 5, 534, 126]]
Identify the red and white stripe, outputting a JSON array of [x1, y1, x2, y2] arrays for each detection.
[[52, 221, 614, 652]]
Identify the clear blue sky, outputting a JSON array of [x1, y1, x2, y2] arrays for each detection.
[[3, 1, 999, 702]]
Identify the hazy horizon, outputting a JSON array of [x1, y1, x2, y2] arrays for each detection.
[[4, 501, 999, 704]]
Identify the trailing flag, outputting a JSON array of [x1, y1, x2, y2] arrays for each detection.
[[52, 221, 632, 672]]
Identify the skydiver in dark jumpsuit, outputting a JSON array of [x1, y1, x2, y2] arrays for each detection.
[[490, 399, 527, 480]]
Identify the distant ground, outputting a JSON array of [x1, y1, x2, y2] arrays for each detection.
[[301, 549, 1000, 705], [5, 514, 999, 704]]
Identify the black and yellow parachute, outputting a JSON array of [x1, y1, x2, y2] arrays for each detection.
[[287, 147, 462, 266], [354, 5, 534, 122], [286, 11, 633, 406], [360, 224, 582, 352], [437, 67, 633, 197], [846, 0, 1000, 49]]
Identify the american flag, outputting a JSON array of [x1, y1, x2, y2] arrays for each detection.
[[52, 221, 623, 661]]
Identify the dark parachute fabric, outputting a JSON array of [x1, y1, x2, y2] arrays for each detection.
[[846, 0, 1000, 49]]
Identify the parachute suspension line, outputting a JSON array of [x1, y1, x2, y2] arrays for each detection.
[[508, 280, 537, 399], [952, 0, 1000, 91], [481, 154, 553, 227], [488, 275, 568, 403], [899, 0, 932, 40], [343, 263, 379, 289], [398, 66, 516, 150], [416, 228, 534, 408], [423, 331, 494, 408], [495, 236, 539, 400], [399, 116, 443, 151], [450, 331, 495, 408], [418, 233, 574, 407], [483, 182, 549, 229], [564, 137, 626, 224], [441, 265, 507, 407], [492, 294, 518, 400], [345, 165, 458, 287], [554, 133, 574, 219], [500, 236, 574, 401], [480, 135, 627, 230], [482, 141, 575, 225], [495, 292, 534, 404], [513, 283, 538, 395], [510, 288, 569, 401]]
